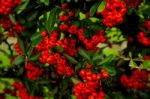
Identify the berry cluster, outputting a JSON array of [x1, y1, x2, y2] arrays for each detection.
[[13, 43, 23, 55], [39, 50, 74, 77], [124, 0, 141, 8], [73, 82, 105, 99], [74, 68, 109, 99], [144, 55, 150, 60], [101, 0, 126, 27], [120, 69, 149, 89], [0, 0, 22, 15], [13, 82, 43, 99], [77, 29, 106, 51], [138, 32, 150, 46], [1, 19, 25, 36], [144, 20, 150, 31], [25, 63, 43, 80]]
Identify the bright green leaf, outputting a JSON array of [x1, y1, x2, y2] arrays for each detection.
[[97, 0, 106, 13], [141, 60, 150, 69], [129, 60, 138, 69]]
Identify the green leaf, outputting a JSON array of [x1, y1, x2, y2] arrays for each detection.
[[61, 0, 65, 4], [78, 48, 90, 61], [71, 77, 80, 84], [40, 0, 50, 6], [71, 95, 77, 99], [90, 2, 99, 16], [129, 60, 138, 69], [79, 12, 86, 20], [55, 46, 64, 53], [101, 65, 117, 76], [5, 94, 19, 99], [89, 17, 100, 22], [0, 24, 4, 32], [92, 54, 103, 62], [30, 33, 42, 47], [29, 52, 41, 61], [9, 14, 16, 25], [97, 0, 106, 13], [27, 11, 39, 22], [63, 54, 78, 64], [13, 55, 25, 65], [141, 60, 150, 69], [97, 55, 114, 65], [46, 8, 59, 34], [15, 0, 30, 14]]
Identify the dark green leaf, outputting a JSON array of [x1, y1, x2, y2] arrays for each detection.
[[61, 0, 65, 4], [27, 11, 39, 22], [29, 52, 41, 61], [30, 32, 41, 41], [55, 46, 64, 53], [63, 54, 78, 64], [13, 55, 25, 65], [40, 0, 50, 6], [78, 48, 90, 61], [31, 37, 42, 47], [97, 0, 106, 13], [30, 33, 42, 47], [90, 2, 99, 16], [101, 65, 116, 76], [46, 8, 58, 34], [0, 24, 4, 32], [97, 55, 114, 65], [15, 0, 30, 14]]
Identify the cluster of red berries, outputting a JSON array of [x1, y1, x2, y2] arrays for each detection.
[[25, 63, 43, 80], [0, 0, 22, 15], [144, 55, 150, 60], [79, 67, 110, 81], [120, 69, 149, 89], [37, 31, 78, 56], [138, 32, 150, 46], [39, 50, 74, 77], [77, 29, 106, 51], [13, 82, 43, 99], [124, 0, 141, 8], [36, 31, 58, 51], [73, 67, 109, 99], [144, 20, 150, 31], [101, 0, 126, 27], [0, 19, 25, 36], [13, 43, 23, 55], [73, 82, 105, 99]]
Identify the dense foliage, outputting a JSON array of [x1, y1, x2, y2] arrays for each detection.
[[0, 0, 150, 99]]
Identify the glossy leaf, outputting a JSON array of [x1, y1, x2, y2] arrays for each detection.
[[90, 2, 99, 16], [63, 54, 78, 64], [78, 48, 90, 61], [97, 0, 106, 13], [29, 52, 41, 61], [13, 55, 25, 65]]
